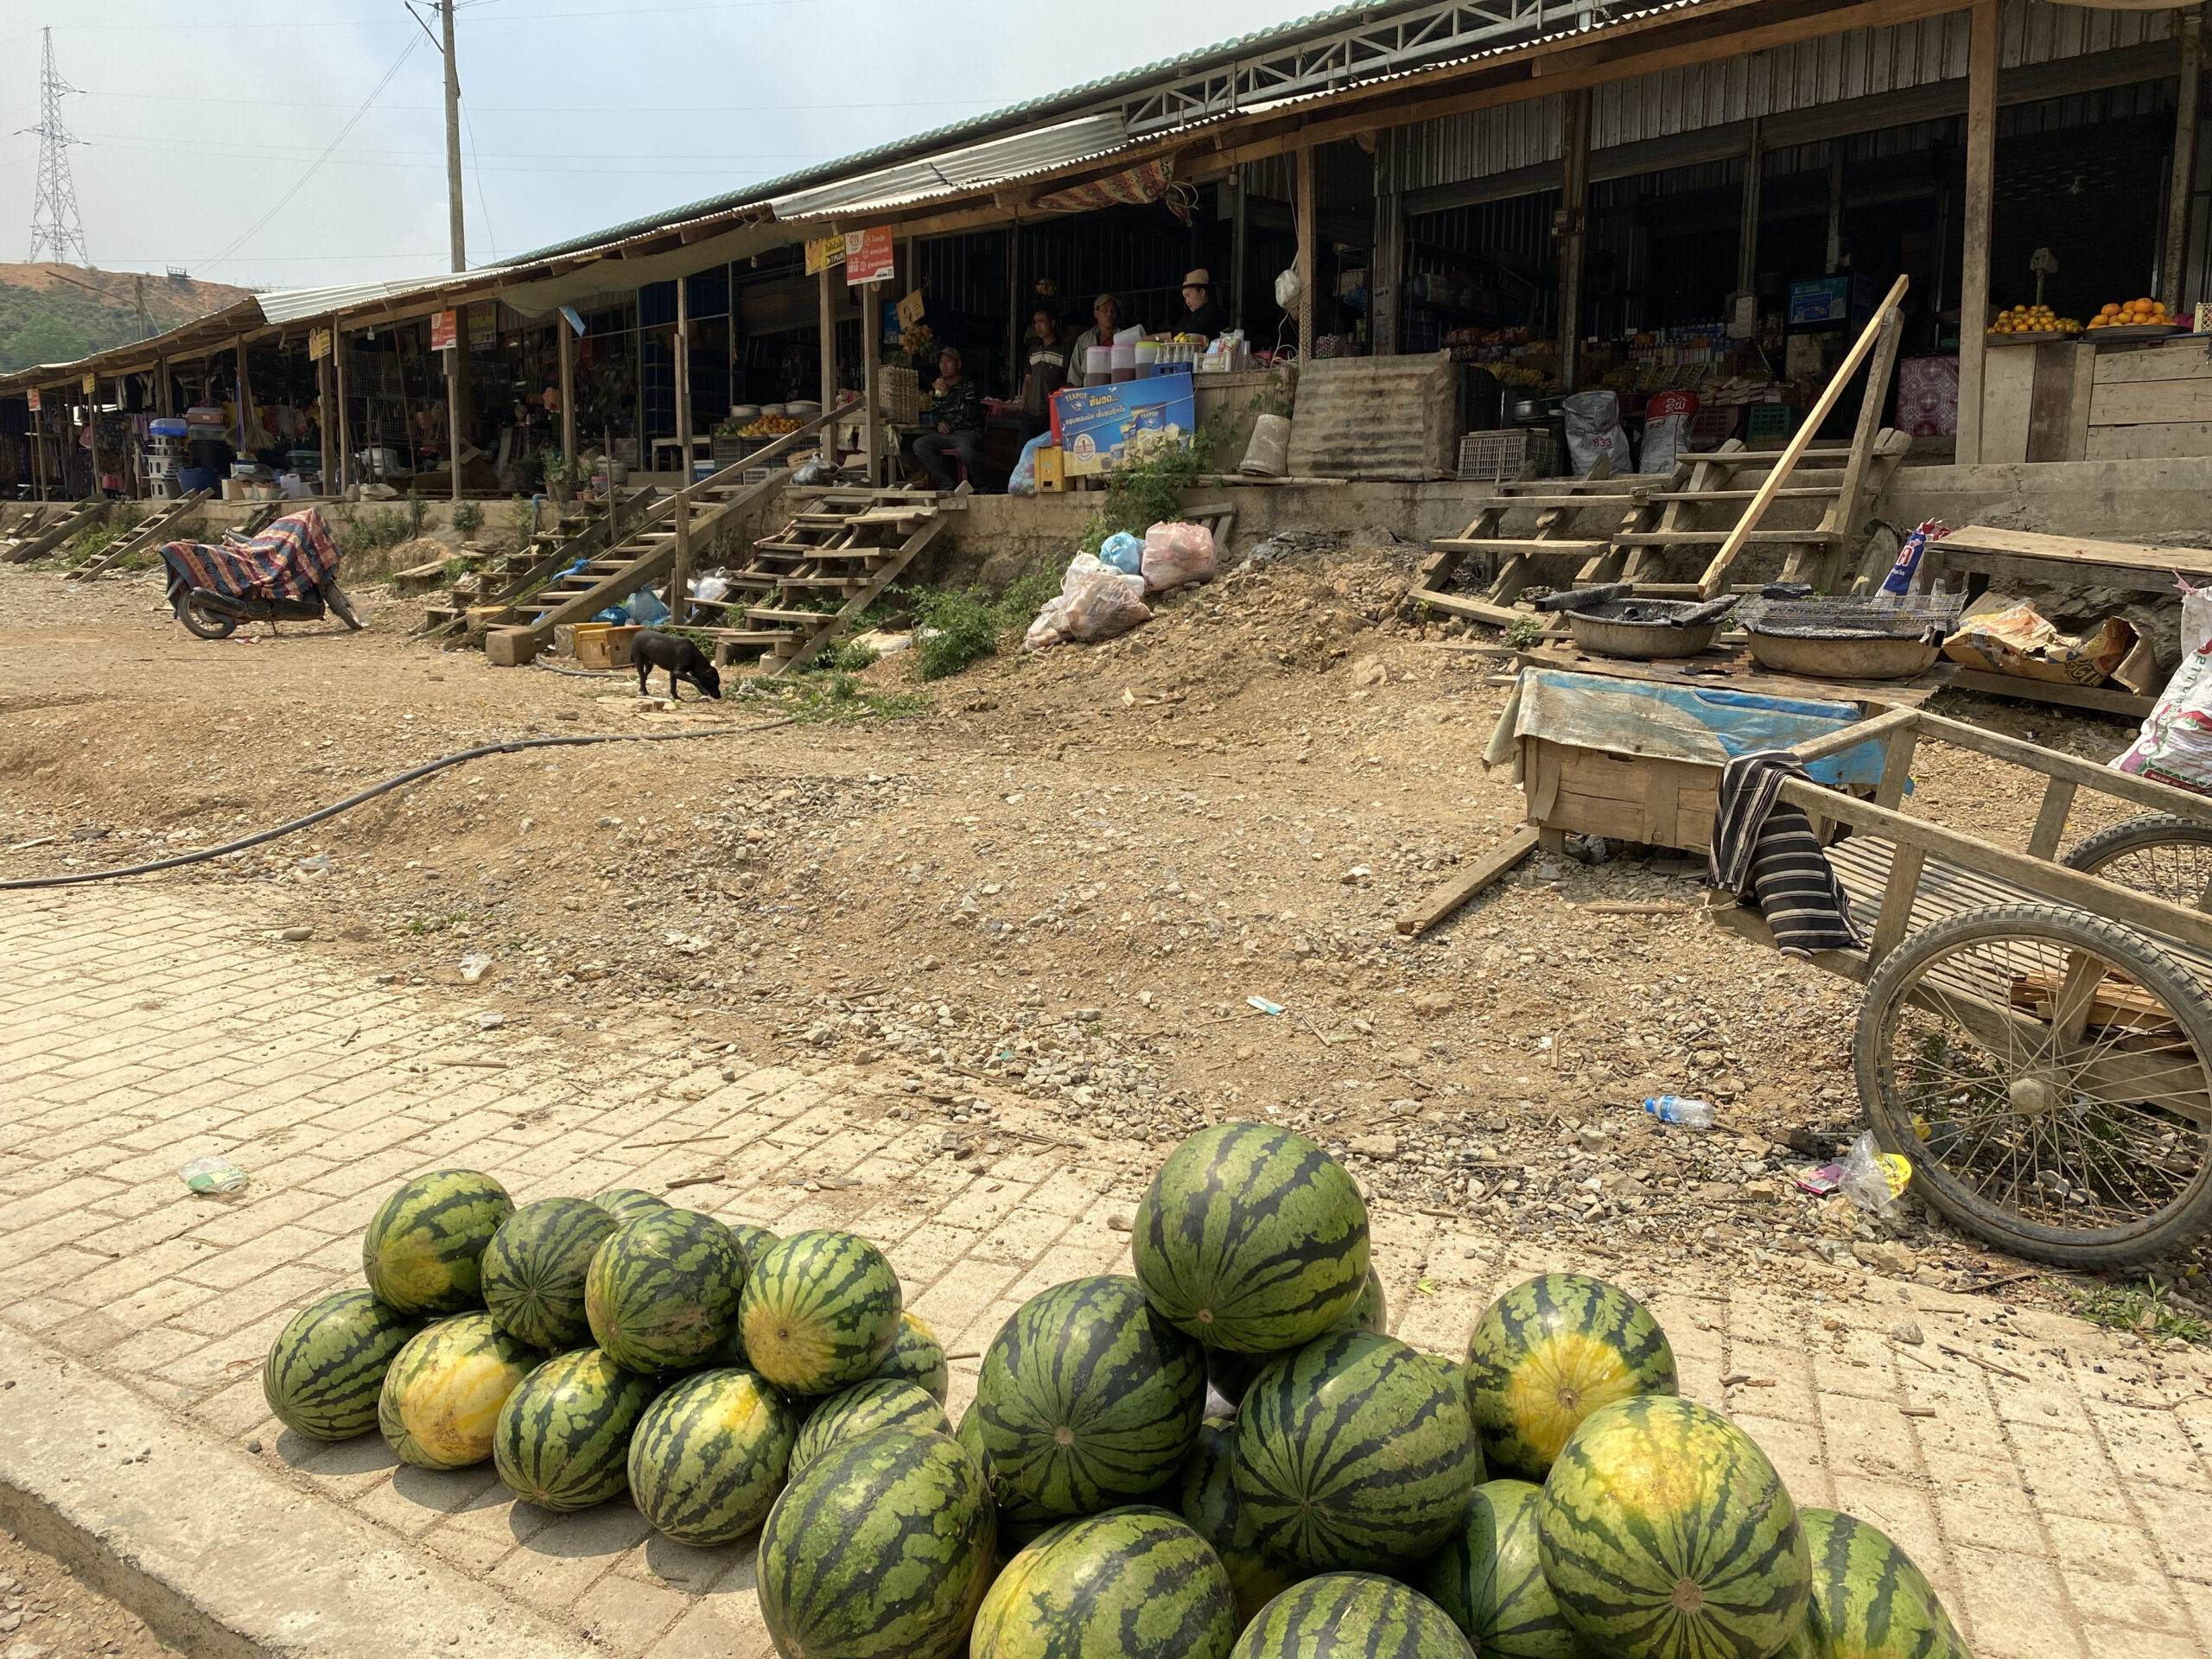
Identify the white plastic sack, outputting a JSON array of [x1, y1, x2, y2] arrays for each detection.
[[1027, 554, 1152, 649], [1564, 390, 1627, 476], [1638, 411, 1687, 475], [1141, 520, 1217, 591], [2113, 584, 2212, 795]]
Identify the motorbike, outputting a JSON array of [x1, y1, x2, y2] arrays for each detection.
[[160, 506, 364, 639]]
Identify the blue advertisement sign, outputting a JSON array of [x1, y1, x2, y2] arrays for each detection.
[[1052, 375, 1197, 475]]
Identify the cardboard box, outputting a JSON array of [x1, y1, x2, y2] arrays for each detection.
[[571, 623, 616, 670], [485, 626, 537, 667], [606, 624, 644, 668], [1788, 274, 1878, 327], [1050, 378, 1198, 477]]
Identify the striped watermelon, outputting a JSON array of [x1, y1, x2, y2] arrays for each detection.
[[481, 1198, 618, 1350], [791, 1378, 950, 1474], [362, 1170, 513, 1315], [1134, 1124, 1370, 1353], [1538, 1395, 1810, 1659], [585, 1207, 746, 1374], [262, 1289, 423, 1441], [1210, 1268, 1387, 1408], [974, 1274, 1205, 1518], [493, 1347, 660, 1512], [378, 1313, 537, 1469], [973, 1506, 1238, 1659], [757, 1426, 995, 1659], [739, 1230, 902, 1395], [1780, 1509, 1970, 1659], [728, 1222, 780, 1269], [874, 1310, 950, 1403], [1178, 1412, 1303, 1627], [628, 1367, 798, 1546], [1233, 1331, 1483, 1573], [594, 1187, 667, 1223], [958, 1402, 1058, 1551], [1464, 1273, 1677, 1480], [1422, 1479, 1585, 1658], [1231, 1573, 1475, 1659]]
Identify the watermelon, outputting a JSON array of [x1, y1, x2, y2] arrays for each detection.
[[1210, 1267, 1387, 1408], [1230, 1573, 1475, 1659], [481, 1198, 618, 1350], [262, 1289, 423, 1441], [1538, 1395, 1810, 1659], [1178, 1412, 1303, 1627], [1779, 1509, 1970, 1659], [757, 1426, 995, 1659], [974, 1274, 1205, 1518], [728, 1221, 780, 1269], [628, 1367, 798, 1546], [1463, 1274, 1677, 1480], [378, 1313, 537, 1469], [493, 1347, 659, 1512], [873, 1310, 950, 1403], [1233, 1330, 1483, 1573], [361, 1170, 512, 1315], [739, 1229, 902, 1395], [1133, 1124, 1370, 1353], [973, 1506, 1238, 1659], [594, 1186, 667, 1223], [958, 1402, 1058, 1552], [1422, 1479, 1586, 1658], [585, 1207, 746, 1374], [790, 1378, 950, 1474]]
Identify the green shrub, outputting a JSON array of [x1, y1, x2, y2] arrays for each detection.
[[913, 587, 1004, 680], [452, 500, 484, 537], [405, 490, 429, 539], [1076, 425, 1217, 559]]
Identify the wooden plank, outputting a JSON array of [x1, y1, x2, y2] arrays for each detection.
[[1913, 708, 2212, 826], [1619, 529, 1843, 546], [1979, 341, 2039, 465], [2027, 778, 2078, 861], [1791, 705, 1920, 766], [1396, 826, 1541, 936], [1435, 536, 1613, 556], [1936, 523, 2212, 577], [2084, 422, 2212, 461], [2062, 341, 2097, 463], [2088, 340, 2212, 385], [1945, 669, 2158, 719], [2, 498, 108, 564], [1409, 587, 1533, 628], [1874, 721, 1919, 810], [1954, 0, 1999, 464], [1645, 486, 1840, 503], [2024, 343, 2087, 465], [1869, 843, 1927, 964], [2088, 377, 2212, 426]]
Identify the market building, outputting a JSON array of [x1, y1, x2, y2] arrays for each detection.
[[3, 0, 2209, 537]]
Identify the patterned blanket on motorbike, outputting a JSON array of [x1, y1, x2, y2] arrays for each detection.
[[160, 508, 340, 604]]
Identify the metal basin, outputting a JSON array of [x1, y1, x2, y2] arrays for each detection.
[[1564, 598, 1726, 660], [1744, 628, 1941, 681]]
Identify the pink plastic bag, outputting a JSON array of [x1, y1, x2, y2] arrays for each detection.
[[1140, 521, 1217, 592]]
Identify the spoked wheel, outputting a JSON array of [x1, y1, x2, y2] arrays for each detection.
[[2061, 813, 2212, 910], [175, 594, 237, 640], [1854, 903, 2212, 1267]]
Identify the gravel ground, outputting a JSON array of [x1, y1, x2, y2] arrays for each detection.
[[0, 1528, 178, 1659]]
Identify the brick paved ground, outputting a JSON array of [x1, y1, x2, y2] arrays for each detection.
[[2, 884, 2209, 1659]]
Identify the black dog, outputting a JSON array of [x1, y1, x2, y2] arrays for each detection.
[[631, 629, 722, 702]]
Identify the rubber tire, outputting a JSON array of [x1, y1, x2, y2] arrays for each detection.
[[1853, 902, 2212, 1268], [176, 596, 237, 640], [325, 582, 363, 631], [2060, 813, 2212, 882]]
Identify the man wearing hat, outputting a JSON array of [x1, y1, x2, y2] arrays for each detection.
[[1176, 269, 1229, 340]]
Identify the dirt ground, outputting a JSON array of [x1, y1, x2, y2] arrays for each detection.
[[0, 549, 2205, 1338], [0, 1526, 179, 1659]]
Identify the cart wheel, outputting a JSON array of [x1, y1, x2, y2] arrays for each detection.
[[2060, 813, 2212, 910], [1853, 902, 2212, 1268]]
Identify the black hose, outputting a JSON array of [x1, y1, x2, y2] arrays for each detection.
[[1, 718, 797, 891]]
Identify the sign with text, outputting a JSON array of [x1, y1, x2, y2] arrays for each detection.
[[308, 327, 333, 362], [469, 304, 497, 350], [845, 226, 896, 286], [82, 372, 97, 396], [896, 288, 927, 330], [804, 235, 846, 276], [429, 310, 458, 352], [1050, 375, 1197, 477]]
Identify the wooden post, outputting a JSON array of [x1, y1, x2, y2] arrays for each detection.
[[1955, 0, 1999, 466], [1371, 130, 1404, 355], [2165, 4, 2204, 314], [1230, 168, 1249, 332], [1738, 116, 1764, 295], [674, 276, 694, 486], [236, 334, 254, 471], [86, 378, 102, 499], [863, 278, 883, 487], [334, 326, 351, 494], [1294, 142, 1317, 356], [669, 490, 691, 629], [1824, 143, 1847, 276], [156, 355, 172, 417], [447, 327, 464, 503], [557, 311, 577, 472], [1003, 226, 1020, 404], [818, 249, 837, 430], [318, 344, 335, 498], [1557, 88, 1592, 395]]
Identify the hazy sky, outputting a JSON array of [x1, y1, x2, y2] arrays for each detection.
[[1, 0, 1295, 293]]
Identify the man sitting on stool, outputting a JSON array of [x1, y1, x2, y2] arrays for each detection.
[[916, 346, 983, 490]]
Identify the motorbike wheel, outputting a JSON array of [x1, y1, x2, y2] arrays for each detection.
[[176, 595, 237, 640], [325, 582, 363, 632]]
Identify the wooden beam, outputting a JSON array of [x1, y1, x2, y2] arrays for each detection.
[[318, 346, 334, 497], [1737, 115, 1764, 295], [1398, 826, 1541, 936], [818, 252, 837, 432], [2166, 5, 2204, 314], [1557, 88, 1592, 395], [1294, 142, 1317, 357], [863, 276, 883, 488], [1955, 0, 1999, 466], [558, 309, 577, 473], [675, 274, 694, 486], [334, 324, 351, 495]]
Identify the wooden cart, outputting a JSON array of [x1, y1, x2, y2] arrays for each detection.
[[1715, 705, 2212, 1268]]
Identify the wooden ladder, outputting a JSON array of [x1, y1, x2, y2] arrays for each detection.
[[67, 491, 213, 581], [3, 498, 110, 566], [1410, 458, 1662, 628]]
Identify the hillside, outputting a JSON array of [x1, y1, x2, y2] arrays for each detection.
[[0, 264, 255, 377]]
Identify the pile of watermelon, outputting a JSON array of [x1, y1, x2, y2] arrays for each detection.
[[263, 1126, 1970, 1659]]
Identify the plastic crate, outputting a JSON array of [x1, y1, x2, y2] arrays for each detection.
[[1686, 405, 1739, 450], [1745, 404, 1805, 447], [1457, 429, 1554, 482]]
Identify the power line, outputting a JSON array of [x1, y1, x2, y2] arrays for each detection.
[[23, 28, 87, 265]]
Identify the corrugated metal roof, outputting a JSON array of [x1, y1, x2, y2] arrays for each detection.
[[766, 114, 1130, 221], [256, 270, 509, 326]]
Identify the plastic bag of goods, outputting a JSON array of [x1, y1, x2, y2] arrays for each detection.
[[1098, 531, 1145, 575], [1563, 390, 1627, 476], [1027, 554, 1152, 649], [1008, 432, 1051, 497], [1140, 521, 1217, 591], [2113, 582, 2212, 796], [625, 587, 671, 626]]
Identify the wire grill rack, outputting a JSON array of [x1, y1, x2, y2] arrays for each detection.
[[1734, 593, 1966, 639]]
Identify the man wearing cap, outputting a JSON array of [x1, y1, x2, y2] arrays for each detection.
[[1176, 269, 1230, 340]]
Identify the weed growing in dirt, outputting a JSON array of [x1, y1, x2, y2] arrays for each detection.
[[823, 639, 880, 672], [727, 673, 929, 723], [406, 491, 429, 539], [2073, 1278, 2209, 1344], [452, 501, 485, 537], [58, 505, 143, 567], [406, 912, 473, 935], [507, 495, 537, 534], [335, 504, 413, 554], [911, 563, 1062, 680], [1503, 613, 1544, 650], [1074, 426, 1217, 559]]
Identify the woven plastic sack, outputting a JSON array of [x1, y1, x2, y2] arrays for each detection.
[[1564, 391, 1627, 476], [2113, 584, 2212, 795], [1141, 521, 1217, 592]]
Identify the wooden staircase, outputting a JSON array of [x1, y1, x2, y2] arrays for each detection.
[[3, 498, 110, 565], [1411, 459, 1670, 628], [67, 491, 213, 582], [423, 512, 618, 636], [696, 488, 952, 677]]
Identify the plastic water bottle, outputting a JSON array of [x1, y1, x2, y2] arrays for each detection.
[[1643, 1096, 1715, 1130]]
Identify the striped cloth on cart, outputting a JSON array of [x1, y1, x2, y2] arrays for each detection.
[[1708, 750, 1864, 958], [160, 508, 340, 606]]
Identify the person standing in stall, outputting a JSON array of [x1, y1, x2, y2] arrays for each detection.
[[1175, 269, 1229, 339], [1067, 292, 1132, 379], [1019, 305, 1071, 442]]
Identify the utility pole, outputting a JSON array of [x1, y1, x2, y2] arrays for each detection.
[[431, 0, 467, 503], [25, 28, 87, 266]]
